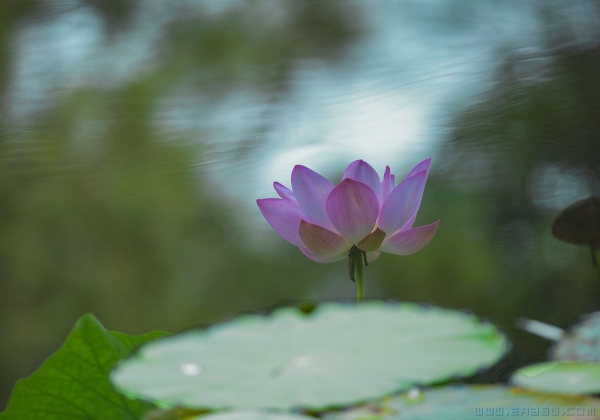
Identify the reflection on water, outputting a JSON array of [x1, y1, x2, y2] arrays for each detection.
[[1, 0, 600, 407]]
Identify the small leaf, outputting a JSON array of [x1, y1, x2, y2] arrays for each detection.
[[0, 314, 169, 420], [512, 361, 600, 395]]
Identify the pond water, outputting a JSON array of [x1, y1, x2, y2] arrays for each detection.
[[1, 0, 599, 409]]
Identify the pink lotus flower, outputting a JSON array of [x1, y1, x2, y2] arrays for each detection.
[[257, 159, 440, 267]]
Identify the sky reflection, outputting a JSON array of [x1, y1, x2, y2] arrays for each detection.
[[8, 1, 599, 215]]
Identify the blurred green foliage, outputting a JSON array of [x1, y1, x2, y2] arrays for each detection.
[[0, 0, 599, 411], [0, 0, 361, 407]]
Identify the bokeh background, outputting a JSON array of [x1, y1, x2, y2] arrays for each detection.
[[1, 0, 600, 408]]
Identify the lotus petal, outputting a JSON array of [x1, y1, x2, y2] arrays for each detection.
[[257, 199, 305, 247], [381, 166, 394, 201], [402, 213, 417, 231], [380, 220, 440, 255], [299, 220, 352, 256], [300, 248, 347, 263], [357, 228, 386, 252], [326, 179, 379, 244], [342, 160, 382, 203], [274, 182, 296, 201], [378, 171, 427, 234], [405, 157, 431, 179], [291, 165, 335, 230]]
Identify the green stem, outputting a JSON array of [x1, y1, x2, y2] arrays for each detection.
[[355, 250, 364, 303]]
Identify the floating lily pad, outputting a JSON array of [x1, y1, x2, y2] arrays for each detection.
[[112, 302, 507, 411], [189, 412, 316, 420], [512, 361, 600, 395], [143, 410, 316, 420], [551, 311, 600, 362], [322, 385, 600, 420]]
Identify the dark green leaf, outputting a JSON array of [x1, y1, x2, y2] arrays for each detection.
[[0, 314, 168, 420]]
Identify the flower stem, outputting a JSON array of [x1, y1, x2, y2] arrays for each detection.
[[355, 250, 364, 303]]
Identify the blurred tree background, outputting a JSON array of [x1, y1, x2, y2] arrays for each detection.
[[0, 0, 599, 408]]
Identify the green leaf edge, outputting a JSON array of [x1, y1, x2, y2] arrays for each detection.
[[0, 313, 169, 420], [512, 361, 600, 395]]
